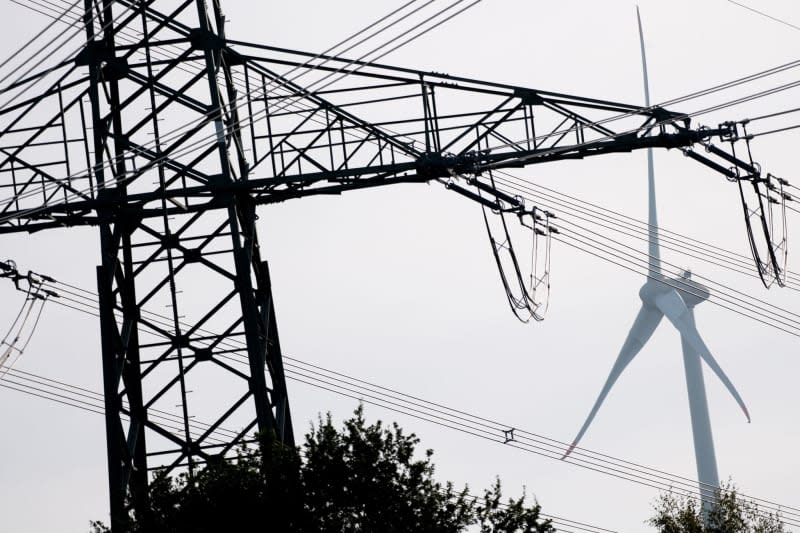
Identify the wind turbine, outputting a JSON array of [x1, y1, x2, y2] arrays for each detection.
[[561, 7, 751, 509]]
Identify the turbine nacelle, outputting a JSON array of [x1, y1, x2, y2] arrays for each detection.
[[639, 271, 710, 309]]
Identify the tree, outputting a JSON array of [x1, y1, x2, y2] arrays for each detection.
[[647, 482, 788, 533], [474, 478, 554, 533], [92, 406, 554, 532]]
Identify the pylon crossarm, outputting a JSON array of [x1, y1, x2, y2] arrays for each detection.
[[0, 33, 767, 227], [0, 127, 754, 231], [1, 1, 697, 233]]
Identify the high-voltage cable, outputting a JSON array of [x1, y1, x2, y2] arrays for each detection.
[[0, 380, 607, 533], [3, 350, 797, 527], [507, 183, 800, 328], [0, 369, 240, 445], [0, 0, 125, 110], [500, 176, 800, 285], [0, 0, 82, 76], [492, 171, 800, 290], [2, 265, 798, 523], [3, 352, 798, 527], [491, 177, 800, 337], [727, 0, 800, 32], [0, 367, 616, 532]]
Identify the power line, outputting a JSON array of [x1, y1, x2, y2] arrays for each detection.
[[497, 176, 800, 285], [475, 190, 800, 339], [2, 270, 798, 524], [0, 0, 125, 111], [494, 176, 795, 300], [726, 1, 800, 142], [727, 0, 800, 32], [42, 226, 800, 350], [751, 122, 800, 139], [0, 368, 614, 533], [4, 348, 798, 527], [745, 105, 800, 124], [0, 371, 230, 445], [488, 174, 800, 334], [0, 0, 82, 76], [493, 173, 800, 291]]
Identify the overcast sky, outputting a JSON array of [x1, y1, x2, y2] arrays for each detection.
[[1, 1, 800, 531]]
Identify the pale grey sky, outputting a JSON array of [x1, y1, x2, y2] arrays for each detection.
[[1, 1, 799, 532]]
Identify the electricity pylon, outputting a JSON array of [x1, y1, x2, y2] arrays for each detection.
[[0, 1, 785, 529]]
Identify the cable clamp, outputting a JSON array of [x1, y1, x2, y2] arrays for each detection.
[[717, 121, 740, 142]]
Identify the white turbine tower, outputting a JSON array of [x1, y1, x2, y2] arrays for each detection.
[[561, 7, 751, 509]]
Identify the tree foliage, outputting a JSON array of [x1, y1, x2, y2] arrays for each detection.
[[93, 406, 554, 533], [647, 482, 788, 533]]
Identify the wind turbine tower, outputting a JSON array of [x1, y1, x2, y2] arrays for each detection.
[[562, 8, 751, 510]]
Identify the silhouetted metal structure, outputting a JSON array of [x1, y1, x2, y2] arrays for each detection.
[[0, 1, 785, 529]]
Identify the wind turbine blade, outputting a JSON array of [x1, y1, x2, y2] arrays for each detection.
[[562, 304, 663, 459], [636, 7, 651, 108], [654, 290, 751, 422], [637, 7, 661, 275]]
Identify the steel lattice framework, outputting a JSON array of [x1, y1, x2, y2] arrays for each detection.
[[0, 0, 786, 529]]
